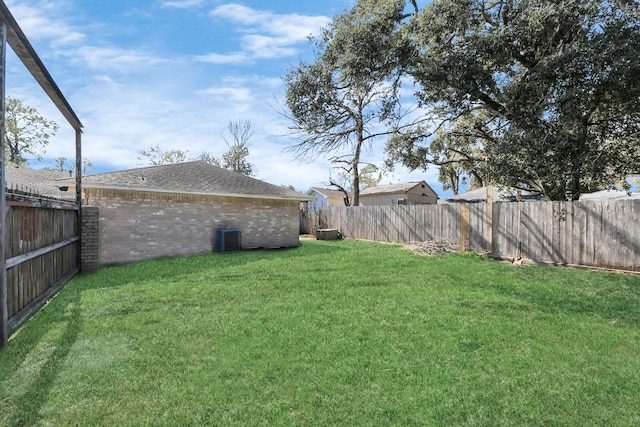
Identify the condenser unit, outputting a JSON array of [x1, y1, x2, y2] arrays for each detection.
[[217, 229, 241, 252]]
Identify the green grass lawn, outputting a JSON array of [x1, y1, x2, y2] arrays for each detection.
[[1, 239, 639, 426]]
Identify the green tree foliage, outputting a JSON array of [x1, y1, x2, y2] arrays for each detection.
[[387, 112, 488, 194], [391, 0, 640, 200], [138, 144, 189, 165], [284, 0, 423, 205], [4, 97, 59, 167]]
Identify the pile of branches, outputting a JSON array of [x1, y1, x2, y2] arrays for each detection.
[[404, 239, 459, 256]]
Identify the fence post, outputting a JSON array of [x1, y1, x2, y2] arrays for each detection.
[[460, 203, 470, 252], [486, 186, 493, 254]]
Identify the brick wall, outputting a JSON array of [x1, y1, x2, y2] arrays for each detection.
[[84, 189, 300, 265], [81, 206, 99, 272]]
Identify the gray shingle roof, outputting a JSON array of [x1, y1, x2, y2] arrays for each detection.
[[440, 186, 544, 203], [82, 161, 309, 201], [307, 187, 352, 199], [5, 167, 75, 200], [579, 190, 640, 200], [360, 181, 436, 196]]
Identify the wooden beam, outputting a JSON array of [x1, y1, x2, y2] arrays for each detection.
[[0, 1, 82, 131], [0, 21, 7, 348], [76, 129, 82, 205]]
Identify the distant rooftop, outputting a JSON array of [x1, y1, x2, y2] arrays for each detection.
[[440, 186, 544, 204], [5, 167, 75, 200], [579, 189, 640, 200], [307, 187, 351, 199], [361, 181, 436, 196]]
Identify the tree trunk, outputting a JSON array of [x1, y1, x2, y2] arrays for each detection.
[[351, 124, 364, 206]]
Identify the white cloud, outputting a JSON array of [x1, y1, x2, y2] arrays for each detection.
[[198, 86, 253, 103], [194, 52, 248, 65], [5, 1, 85, 47], [205, 4, 330, 62], [209, 4, 329, 39], [242, 35, 298, 59], [160, 0, 206, 8], [68, 46, 173, 72]]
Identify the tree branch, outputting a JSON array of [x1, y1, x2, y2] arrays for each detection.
[[329, 179, 351, 206]]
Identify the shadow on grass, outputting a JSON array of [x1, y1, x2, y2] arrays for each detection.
[[3, 286, 83, 426], [484, 269, 640, 325], [74, 239, 351, 292], [0, 240, 352, 424]]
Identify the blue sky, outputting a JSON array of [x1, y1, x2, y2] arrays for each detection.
[[4, 0, 443, 194]]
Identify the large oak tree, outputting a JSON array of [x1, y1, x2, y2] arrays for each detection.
[[391, 0, 640, 200]]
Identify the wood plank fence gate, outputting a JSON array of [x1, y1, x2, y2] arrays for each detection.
[[3, 194, 80, 334]]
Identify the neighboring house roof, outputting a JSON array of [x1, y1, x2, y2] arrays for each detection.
[[307, 187, 352, 199], [579, 190, 640, 200], [5, 167, 75, 200], [80, 161, 311, 201], [360, 181, 437, 196], [440, 185, 544, 204]]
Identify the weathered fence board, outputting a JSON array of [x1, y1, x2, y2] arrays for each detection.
[[4, 202, 80, 331], [318, 200, 640, 271]]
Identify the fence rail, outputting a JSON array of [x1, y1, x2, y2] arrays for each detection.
[[319, 199, 640, 272]]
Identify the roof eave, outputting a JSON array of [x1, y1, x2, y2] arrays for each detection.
[[82, 183, 314, 202]]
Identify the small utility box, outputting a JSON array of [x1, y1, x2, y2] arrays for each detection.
[[315, 229, 340, 240], [217, 229, 241, 252]]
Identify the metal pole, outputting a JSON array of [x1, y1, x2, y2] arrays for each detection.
[[0, 21, 8, 348]]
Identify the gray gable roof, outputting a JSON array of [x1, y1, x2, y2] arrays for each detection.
[[307, 187, 352, 199], [82, 161, 309, 201], [360, 181, 437, 196]]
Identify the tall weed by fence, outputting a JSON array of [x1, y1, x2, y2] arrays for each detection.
[[319, 200, 640, 272]]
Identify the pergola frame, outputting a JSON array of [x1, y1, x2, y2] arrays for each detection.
[[0, 1, 83, 347]]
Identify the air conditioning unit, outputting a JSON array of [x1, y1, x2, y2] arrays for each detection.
[[217, 229, 241, 252]]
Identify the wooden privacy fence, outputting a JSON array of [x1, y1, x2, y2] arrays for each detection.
[[3, 198, 80, 333], [318, 199, 640, 272], [299, 206, 319, 235]]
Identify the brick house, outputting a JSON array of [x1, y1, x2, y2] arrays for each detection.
[[80, 161, 310, 266]]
